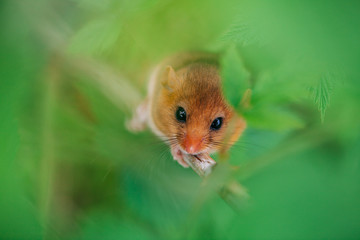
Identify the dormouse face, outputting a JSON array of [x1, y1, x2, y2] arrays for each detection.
[[161, 64, 234, 155]]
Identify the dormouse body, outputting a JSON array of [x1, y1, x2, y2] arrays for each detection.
[[129, 53, 246, 167]]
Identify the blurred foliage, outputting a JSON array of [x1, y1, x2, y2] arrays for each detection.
[[221, 45, 250, 108], [1, 0, 360, 239]]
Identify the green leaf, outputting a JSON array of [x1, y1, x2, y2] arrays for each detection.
[[245, 106, 304, 131], [221, 45, 250, 109], [221, 22, 264, 46], [252, 71, 308, 105], [312, 73, 334, 123]]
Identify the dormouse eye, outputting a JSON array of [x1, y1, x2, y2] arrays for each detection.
[[210, 117, 223, 130], [175, 107, 186, 123]]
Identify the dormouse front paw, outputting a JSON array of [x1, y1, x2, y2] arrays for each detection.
[[126, 100, 148, 132], [170, 145, 189, 168]]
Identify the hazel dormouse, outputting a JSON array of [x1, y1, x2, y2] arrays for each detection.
[[129, 52, 246, 167]]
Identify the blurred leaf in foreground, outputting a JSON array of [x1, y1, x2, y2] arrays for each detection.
[[245, 106, 304, 131], [69, 15, 121, 56], [73, 0, 112, 11], [220, 45, 250, 109], [221, 20, 265, 46]]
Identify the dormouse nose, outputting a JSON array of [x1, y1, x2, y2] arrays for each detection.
[[183, 134, 202, 154]]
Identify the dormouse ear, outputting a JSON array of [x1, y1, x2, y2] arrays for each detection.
[[161, 66, 180, 91]]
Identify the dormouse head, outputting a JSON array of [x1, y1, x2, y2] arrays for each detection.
[[160, 64, 245, 155]]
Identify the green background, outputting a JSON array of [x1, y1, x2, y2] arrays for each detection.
[[1, 0, 359, 239]]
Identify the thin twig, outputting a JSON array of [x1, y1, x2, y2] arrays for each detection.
[[183, 153, 216, 177]]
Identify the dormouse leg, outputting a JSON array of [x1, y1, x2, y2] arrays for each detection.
[[126, 98, 149, 132]]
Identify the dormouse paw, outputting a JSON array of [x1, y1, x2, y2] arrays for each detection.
[[126, 117, 145, 132], [126, 100, 148, 132], [170, 145, 189, 168]]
